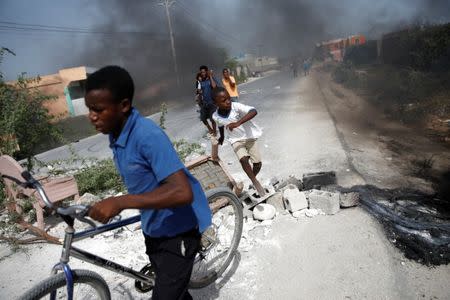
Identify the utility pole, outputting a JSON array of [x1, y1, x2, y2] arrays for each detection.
[[159, 0, 180, 86]]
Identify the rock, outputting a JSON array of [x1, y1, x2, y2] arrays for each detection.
[[76, 193, 100, 205], [283, 189, 308, 212], [308, 189, 340, 215], [276, 175, 303, 191], [292, 209, 307, 218], [302, 171, 336, 190], [280, 183, 298, 193], [269, 176, 280, 187], [253, 203, 276, 221], [266, 192, 285, 212], [340, 192, 360, 208], [305, 208, 321, 218]]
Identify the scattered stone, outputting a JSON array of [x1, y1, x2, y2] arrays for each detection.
[[280, 183, 298, 193], [292, 208, 323, 218], [292, 209, 307, 218], [243, 208, 253, 219], [276, 175, 303, 191], [75, 193, 100, 205], [308, 189, 340, 215], [305, 208, 322, 218], [269, 176, 280, 187], [283, 189, 308, 212], [302, 171, 336, 190], [266, 192, 285, 212], [340, 192, 360, 208], [253, 203, 276, 221]]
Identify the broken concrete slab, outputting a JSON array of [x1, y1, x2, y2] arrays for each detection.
[[276, 175, 303, 191], [302, 171, 336, 190], [253, 203, 276, 221], [283, 188, 308, 212], [266, 192, 285, 212], [308, 189, 340, 215], [75, 193, 100, 205], [340, 192, 360, 208]]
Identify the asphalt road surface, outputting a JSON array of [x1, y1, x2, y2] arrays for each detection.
[[4, 70, 449, 300]]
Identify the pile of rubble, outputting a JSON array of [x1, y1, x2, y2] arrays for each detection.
[[241, 171, 359, 222]]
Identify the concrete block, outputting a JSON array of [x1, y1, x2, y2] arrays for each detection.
[[340, 192, 360, 208], [283, 189, 308, 212], [266, 192, 285, 212], [253, 204, 276, 221], [308, 189, 340, 215], [302, 171, 336, 190], [276, 175, 303, 191]]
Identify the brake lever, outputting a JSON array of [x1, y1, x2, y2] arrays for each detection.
[[107, 215, 122, 224], [75, 206, 97, 229]]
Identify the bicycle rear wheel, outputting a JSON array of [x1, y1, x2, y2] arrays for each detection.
[[20, 269, 111, 300], [189, 187, 243, 288]]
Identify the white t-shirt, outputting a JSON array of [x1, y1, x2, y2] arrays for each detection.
[[212, 102, 262, 144]]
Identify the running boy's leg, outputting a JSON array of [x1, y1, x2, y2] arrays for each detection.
[[233, 140, 266, 196]]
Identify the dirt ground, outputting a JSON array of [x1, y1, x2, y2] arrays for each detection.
[[1, 70, 449, 299]]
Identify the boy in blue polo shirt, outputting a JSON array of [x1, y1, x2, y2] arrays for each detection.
[[84, 66, 212, 300]]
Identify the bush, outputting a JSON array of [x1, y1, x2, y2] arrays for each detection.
[[173, 139, 205, 162], [74, 159, 125, 195], [0, 49, 61, 167]]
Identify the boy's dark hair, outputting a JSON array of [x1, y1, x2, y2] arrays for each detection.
[[212, 86, 228, 100], [199, 65, 208, 71], [86, 66, 134, 104]]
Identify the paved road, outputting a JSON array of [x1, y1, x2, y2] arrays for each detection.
[[5, 70, 449, 299]]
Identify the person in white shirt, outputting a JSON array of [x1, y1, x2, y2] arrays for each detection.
[[211, 87, 266, 197]]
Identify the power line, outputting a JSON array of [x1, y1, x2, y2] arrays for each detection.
[[0, 21, 169, 40]]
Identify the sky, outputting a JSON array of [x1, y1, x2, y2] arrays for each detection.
[[1, 0, 450, 83]]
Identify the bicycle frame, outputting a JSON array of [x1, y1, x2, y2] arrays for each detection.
[[52, 215, 154, 299]]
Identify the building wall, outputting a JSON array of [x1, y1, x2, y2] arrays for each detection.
[[28, 74, 69, 119]]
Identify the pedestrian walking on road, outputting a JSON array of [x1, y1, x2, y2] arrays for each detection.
[[222, 68, 239, 102], [198, 65, 219, 134], [84, 65, 212, 300], [211, 87, 266, 197], [303, 58, 311, 76]]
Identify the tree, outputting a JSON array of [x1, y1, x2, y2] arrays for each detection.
[[0, 48, 60, 168]]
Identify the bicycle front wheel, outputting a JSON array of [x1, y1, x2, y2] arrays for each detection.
[[190, 187, 243, 288], [20, 269, 111, 300]]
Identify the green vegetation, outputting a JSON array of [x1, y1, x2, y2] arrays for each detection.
[[0, 48, 61, 168], [74, 159, 125, 196], [332, 63, 450, 124], [173, 139, 205, 162], [225, 58, 247, 84], [159, 102, 168, 129]]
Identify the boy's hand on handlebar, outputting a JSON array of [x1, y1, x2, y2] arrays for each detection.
[[88, 197, 123, 224]]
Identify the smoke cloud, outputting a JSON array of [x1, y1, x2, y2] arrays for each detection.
[[77, 0, 450, 108]]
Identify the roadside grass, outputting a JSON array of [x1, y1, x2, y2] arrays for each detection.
[[331, 63, 450, 125]]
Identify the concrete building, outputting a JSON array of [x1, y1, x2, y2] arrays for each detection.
[[8, 66, 96, 119]]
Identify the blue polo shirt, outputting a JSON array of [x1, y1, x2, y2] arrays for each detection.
[[109, 108, 212, 237]]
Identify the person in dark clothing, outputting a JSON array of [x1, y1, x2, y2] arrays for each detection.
[[198, 65, 219, 133]]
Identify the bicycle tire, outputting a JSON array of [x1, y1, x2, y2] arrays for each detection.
[[20, 269, 111, 300], [189, 187, 243, 288]]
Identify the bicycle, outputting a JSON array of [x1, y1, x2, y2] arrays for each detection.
[[9, 171, 243, 300]]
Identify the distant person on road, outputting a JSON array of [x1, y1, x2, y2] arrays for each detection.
[[291, 60, 298, 78], [198, 65, 219, 134], [84, 65, 212, 300], [211, 87, 266, 197], [221, 68, 239, 102], [303, 59, 311, 76]]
